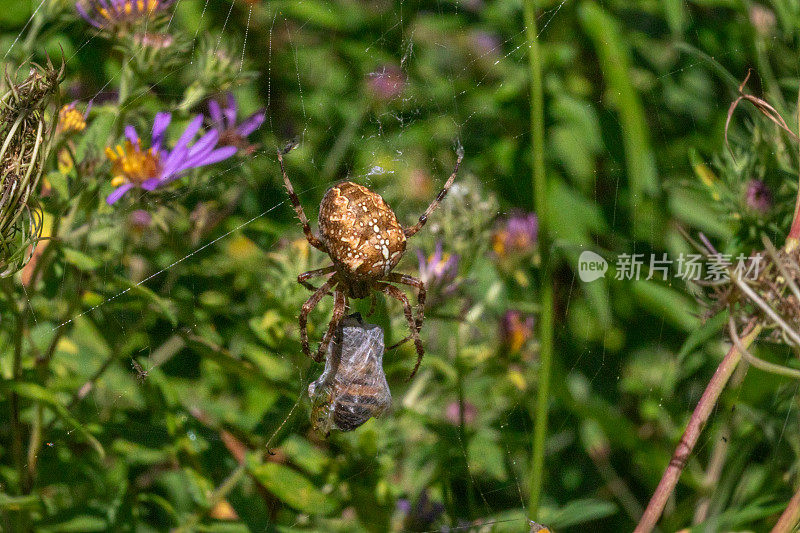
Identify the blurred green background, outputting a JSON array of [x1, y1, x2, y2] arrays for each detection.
[[1, 0, 800, 531]]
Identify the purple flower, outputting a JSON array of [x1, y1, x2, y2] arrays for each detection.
[[500, 310, 535, 352], [128, 209, 152, 230], [470, 31, 501, 56], [208, 93, 265, 153], [396, 499, 411, 514], [417, 242, 460, 305], [367, 65, 405, 101], [76, 0, 175, 29], [133, 32, 175, 49], [492, 211, 538, 258], [745, 179, 773, 214], [400, 490, 445, 530], [445, 401, 477, 426], [105, 113, 236, 204]]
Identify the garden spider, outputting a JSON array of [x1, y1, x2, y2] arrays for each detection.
[[278, 141, 464, 379]]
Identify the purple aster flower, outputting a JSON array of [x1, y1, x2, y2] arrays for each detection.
[[208, 93, 265, 153], [745, 179, 773, 214], [492, 211, 538, 258], [104, 112, 236, 204], [417, 242, 460, 306], [76, 0, 175, 29]]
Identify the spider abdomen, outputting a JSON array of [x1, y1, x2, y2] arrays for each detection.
[[319, 181, 406, 280]]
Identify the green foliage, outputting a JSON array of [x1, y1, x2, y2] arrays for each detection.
[[0, 0, 800, 531]]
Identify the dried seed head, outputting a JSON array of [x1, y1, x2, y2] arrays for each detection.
[[0, 60, 62, 277]]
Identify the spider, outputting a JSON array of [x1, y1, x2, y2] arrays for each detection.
[[277, 140, 464, 379]]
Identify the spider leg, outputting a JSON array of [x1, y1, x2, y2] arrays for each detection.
[[314, 288, 348, 363], [404, 143, 464, 238], [277, 143, 328, 252], [299, 276, 338, 362], [298, 265, 336, 292], [376, 282, 425, 380], [386, 272, 426, 336]]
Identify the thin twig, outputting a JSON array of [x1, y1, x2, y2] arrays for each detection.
[[635, 320, 760, 532], [725, 70, 799, 162], [772, 483, 800, 533], [791, 83, 800, 246]]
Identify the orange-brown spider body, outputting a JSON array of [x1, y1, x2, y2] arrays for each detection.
[[277, 140, 463, 379], [319, 182, 406, 297]]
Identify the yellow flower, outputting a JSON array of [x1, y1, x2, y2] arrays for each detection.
[[57, 103, 87, 134], [694, 162, 721, 201], [105, 139, 160, 187], [57, 148, 74, 174]]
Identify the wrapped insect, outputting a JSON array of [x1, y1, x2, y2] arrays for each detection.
[[308, 313, 391, 435]]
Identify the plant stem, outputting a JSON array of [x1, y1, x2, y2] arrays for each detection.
[[524, 0, 553, 520], [454, 321, 475, 520], [2, 279, 27, 529], [635, 320, 761, 532], [788, 87, 800, 248], [772, 483, 800, 533]]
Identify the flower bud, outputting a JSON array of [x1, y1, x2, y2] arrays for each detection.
[[745, 179, 772, 214]]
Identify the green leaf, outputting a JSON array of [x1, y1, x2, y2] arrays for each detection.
[[248, 462, 336, 515], [631, 279, 700, 331], [38, 514, 108, 532], [467, 432, 507, 480], [0, 492, 42, 511], [677, 310, 728, 360], [539, 498, 618, 529], [579, 1, 660, 241], [111, 439, 171, 466], [2, 382, 105, 459], [281, 435, 329, 476], [75, 105, 117, 161], [117, 275, 178, 326], [62, 248, 100, 271]]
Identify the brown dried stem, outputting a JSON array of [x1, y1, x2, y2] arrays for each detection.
[[772, 485, 800, 533], [635, 319, 761, 533]]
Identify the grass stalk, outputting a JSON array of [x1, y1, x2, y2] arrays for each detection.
[[523, 0, 553, 520]]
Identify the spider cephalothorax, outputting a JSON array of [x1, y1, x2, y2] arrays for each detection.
[[278, 140, 463, 379]]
